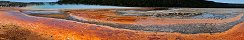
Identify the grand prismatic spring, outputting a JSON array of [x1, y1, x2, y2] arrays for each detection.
[[0, 0, 244, 40]]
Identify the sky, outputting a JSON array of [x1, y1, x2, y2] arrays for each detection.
[[208, 0, 244, 4]]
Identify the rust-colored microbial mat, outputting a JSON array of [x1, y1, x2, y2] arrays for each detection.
[[0, 8, 244, 40], [68, 9, 244, 34]]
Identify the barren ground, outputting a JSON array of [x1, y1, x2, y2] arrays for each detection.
[[0, 8, 243, 40]]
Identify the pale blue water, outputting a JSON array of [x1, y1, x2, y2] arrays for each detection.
[[28, 4, 130, 9], [2, 0, 244, 4], [0, 0, 130, 9], [1, 0, 243, 9]]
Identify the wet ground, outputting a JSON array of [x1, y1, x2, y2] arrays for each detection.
[[0, 24, 53, 40], [0, 8, 244, 40], [19, 8, 244, 34]]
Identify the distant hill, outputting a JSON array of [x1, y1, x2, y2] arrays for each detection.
[[57, 0, 244, 8]]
